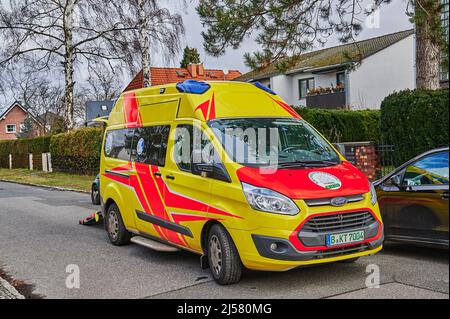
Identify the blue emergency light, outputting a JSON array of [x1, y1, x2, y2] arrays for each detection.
[[176, 80, 211, 94], [253, 81, 276, 95]]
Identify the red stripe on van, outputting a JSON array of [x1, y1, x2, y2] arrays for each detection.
[[207, 93, 216, 120], [194, 99, 210, 119], [123, 92, 143, 128], [269, 96, 302, 119]]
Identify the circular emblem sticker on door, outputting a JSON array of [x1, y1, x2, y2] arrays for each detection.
[[136, 138, 145, 156], [309, 172, 342, 190]]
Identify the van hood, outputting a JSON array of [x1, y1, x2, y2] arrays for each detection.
[[236, 161, 370, 200]]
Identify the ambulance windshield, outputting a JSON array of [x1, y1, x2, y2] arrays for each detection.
[[209, 118, 340, 168]]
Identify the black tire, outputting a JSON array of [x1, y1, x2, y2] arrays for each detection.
[[105, 203, 131, 246], [207, 224, 242, 285], [91, 184, 100, 205], [340, 257, 360, 263]]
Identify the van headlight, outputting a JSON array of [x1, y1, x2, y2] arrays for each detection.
[[370, 182, 377, 206], [242, 182, 299, 215]]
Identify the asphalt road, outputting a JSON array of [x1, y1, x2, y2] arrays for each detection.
[[0, 181, 448, 299]]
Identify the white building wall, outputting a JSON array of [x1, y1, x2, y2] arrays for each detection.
[[271, 74, 294, 105], [348, 35, 415, 109]]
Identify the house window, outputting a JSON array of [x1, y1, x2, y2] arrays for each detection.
[[336, 72, 346, 87], [6, 124, 16, 134], [299, 78, 315, 99], [440, 0, 449, 82]]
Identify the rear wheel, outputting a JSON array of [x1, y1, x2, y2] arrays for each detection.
[[106, 203, 131, 246], [207, 224, 242, 285]]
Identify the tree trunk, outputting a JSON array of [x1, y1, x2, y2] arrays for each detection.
[[415, 1, 441, 90], [64, 0, 76, 129], [138, 0, 151, 88]]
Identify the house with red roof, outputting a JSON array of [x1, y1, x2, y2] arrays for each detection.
[[123, 63, 242, 92], [0, 101, 44, 141]]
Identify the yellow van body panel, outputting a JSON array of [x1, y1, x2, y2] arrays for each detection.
[[100, 81, 383, 271]]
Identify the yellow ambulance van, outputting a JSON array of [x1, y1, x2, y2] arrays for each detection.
[[100, 80, 383, 285]]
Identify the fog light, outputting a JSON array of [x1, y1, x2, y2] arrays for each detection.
[[270, 243, 278, 252]]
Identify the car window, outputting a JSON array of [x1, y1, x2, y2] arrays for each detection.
[[104, 129, 134, 161], [131, 125, 170, 167], [173, 124, 221, 177], [402, 151, 449, 186]]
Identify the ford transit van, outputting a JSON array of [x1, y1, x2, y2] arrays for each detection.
[[100, 80, 383, 285]]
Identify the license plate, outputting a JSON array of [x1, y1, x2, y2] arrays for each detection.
[[326, 230, 365, 247]]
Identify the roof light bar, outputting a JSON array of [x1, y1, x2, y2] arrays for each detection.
[[253, 82, 276, 95], [176, 80, 211, 94]]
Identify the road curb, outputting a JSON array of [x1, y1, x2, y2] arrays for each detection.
[[0, 179, 89, 194], [0, 277, 25, 299]]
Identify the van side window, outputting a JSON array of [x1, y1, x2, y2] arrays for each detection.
[[174, 124, 194, 172], [174, 124, 213, 172], [174, 124, 229, 182], [131, 125, 170, 167], [104, 129, 134, 161]]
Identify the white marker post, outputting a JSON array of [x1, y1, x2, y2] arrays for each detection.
[[29, 153, 33, 171]]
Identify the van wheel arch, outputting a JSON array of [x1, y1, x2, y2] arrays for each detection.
[[201, 220, 223, 253]]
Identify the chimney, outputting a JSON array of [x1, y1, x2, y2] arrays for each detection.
[[187, 63, 197, 78], [197, 63, 205, 76]]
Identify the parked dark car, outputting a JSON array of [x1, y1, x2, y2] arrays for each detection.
[[91, 174, 100, 205], [374, 147, 449, 248]]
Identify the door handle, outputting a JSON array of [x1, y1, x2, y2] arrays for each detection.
[[442, 192, 449, 200], [153, 172, 162, 178], [166, 175, 175, 180]]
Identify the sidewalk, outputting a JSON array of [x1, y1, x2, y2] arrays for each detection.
[[0, 277, 24, 299]]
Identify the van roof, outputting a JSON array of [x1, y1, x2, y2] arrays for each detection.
[[107, 80, 301, 128]]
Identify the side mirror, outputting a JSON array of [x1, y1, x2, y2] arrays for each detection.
[[193, 162, 231, 183], [193, 163, 214, 174]]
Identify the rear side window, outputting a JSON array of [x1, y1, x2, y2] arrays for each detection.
[[131, 125, 170, 167], [104, 129, 134, 161]]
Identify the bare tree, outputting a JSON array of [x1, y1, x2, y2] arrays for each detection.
[[84, 61, 124, 101], [0, 0, 138, 129], [1, 65, 65, 134], [118, 0, 186, 88], [1, 1, 186, 129]]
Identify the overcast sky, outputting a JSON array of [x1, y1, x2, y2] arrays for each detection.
[[0, 0, 413, 111], [164, 0, 413, 72]]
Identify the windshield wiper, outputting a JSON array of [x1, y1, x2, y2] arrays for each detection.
[[278, 160, 339, 168]]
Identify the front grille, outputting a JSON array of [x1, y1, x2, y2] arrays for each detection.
[[304, 194, 365, 207], [315, 243, 370, 259], [302, 211, 376, 233]]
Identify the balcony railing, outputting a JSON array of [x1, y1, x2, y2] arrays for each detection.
[[306, 91, 346, 109]]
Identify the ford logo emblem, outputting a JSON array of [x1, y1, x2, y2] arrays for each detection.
[[330, 197, 348, 207]]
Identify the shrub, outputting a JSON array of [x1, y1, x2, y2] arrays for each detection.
[[50, 127, 104, 175], [380, 89, 449, 166], [294, 107, 381, 143]]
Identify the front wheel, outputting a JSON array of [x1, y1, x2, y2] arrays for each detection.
[[207, 224, 242, 285], [91, 184, 100, 205], [105, 203, 131, 246]]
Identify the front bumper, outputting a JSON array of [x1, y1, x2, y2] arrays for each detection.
[[252, 226, 384, 262]]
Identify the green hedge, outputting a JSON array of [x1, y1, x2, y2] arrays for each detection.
[[380, 89, 449, 166], [0, 136, 51, 156], [294, 107, 381, 143], [49, 127, 104, 175], [0, 136, 51, 168]]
